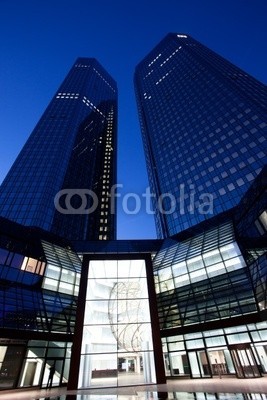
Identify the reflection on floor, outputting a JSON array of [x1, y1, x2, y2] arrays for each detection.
[[38, 392, 267, 399], [89, 371, 149, 388], [1, 378, 267, 400]]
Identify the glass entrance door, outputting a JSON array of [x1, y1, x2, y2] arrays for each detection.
[[188, 350, 211, 378], [229, 345, 261, 378], [208, 349, 235, 376], [41, 358, 65, 388]]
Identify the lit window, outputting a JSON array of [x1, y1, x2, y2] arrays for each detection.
[[236, 178, 244, 186], [259, 211, 267, 231], [246, 173, 254, 182], [227, 183, 235, 191]]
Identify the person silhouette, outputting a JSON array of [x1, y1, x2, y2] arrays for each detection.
[[47, 363, 56, 389]]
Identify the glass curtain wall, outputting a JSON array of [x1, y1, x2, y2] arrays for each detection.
[[19, 340, 72, 389], [162, 321, 267, 378], [78, 259, 156, 388]]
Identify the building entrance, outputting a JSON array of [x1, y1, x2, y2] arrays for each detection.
[[188, 350, 211, 378], [229, 344, 261, 378], [77, 259, 159, 388], [208, 349, 235, 376]]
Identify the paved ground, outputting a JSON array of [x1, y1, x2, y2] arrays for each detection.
[[1, 377, 267, 399]]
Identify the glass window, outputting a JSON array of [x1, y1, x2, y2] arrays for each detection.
[[227, 333, 250, 344], [186, 339, 204, 349], [0, 248, 9, 265], [205, 336, 226, 347], [168, 341, 185, 351], [45, 264, 60, 280], [259, 211, 267, 231], [10, 253, 24, 269], [203, 249, 222, 266]]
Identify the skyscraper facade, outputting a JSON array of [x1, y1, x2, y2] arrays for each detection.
[[0, 58, 117, 241], [134, 33, 267, 238], [0, 168, 266, 389], [0, 43, 266, 391]]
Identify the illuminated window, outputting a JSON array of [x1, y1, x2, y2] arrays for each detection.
[[78, 259, 156, 388]]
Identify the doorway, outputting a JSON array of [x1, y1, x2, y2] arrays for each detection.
[[41, 358, 65, 388], [208, 349, 235, 376], [229, 344, 261, 378], [188, 350, 211, 378]]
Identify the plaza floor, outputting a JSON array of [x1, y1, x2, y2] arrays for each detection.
[[1, 377, 267, 400]]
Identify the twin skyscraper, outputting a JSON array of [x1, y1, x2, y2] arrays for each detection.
[[0, 33, 266, 390], [0, 33, 266, 241]]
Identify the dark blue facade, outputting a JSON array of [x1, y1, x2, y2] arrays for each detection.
[[0, 169, 266, 389], [0, 58, 118, 241], [134, 33, 267, 238]]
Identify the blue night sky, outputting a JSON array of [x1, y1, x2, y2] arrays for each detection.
[[0, 0, 266, 239]]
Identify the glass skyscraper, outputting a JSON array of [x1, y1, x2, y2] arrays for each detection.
[[0, 58, 118, 241], [0, 39, 266, 391], [134, 33, 267, 238]]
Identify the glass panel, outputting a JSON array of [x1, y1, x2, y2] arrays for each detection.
[[206, 262, 226, 277], [186, 339, 204, 349], [259, 211, 267, 231], [224, 349, 235, 373], [90, 260, 117, 278], [11, 253, 24, 268], [185, 332, 203, 340], [198, 350, 211, 377], [81, 325, 117, 354], [42, 360, 62, 388], [0, 248, 8, 264], [203, 329, 224, 337], [117, 260, 146, 278], [224, 256, 245, 271], [168, 351, 190, 376], [231, 349, 244, 378], [254, 345, 267, 373], [172, 261, 187, 276], [160, 278, 174, 291], [84, 301, 111, 325], [189, 268, 207, 283], [169, 341, 185, 351], [205, 336, 226, 347], [158, 266, 172, 282], [258, 330, 267, 340], [174, 273, 190, 287], [208, 350, 228, 375], [116, 299, 151, 321], [117, 351, 155, 386], [239, 350, 253, 377], [230, 346, 261, 378], [0, 345, 25, 388], [60, 269, 75, 284], [58, 281, 73, 294], [188, 352, 200, 377], [225, 325, 247, 334], [220, 242, 241, 259], [79, 353, 117, 388], [20, 358, 43, 386], [203, 249, 222, 266], [186, 255, 204, 272], [167, 335, 184, 342], [42, 277, 58, 291], [227, 332, 250, 344]]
